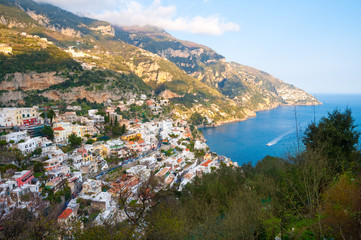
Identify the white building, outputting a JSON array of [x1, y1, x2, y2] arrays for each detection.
[[127, 165, 150, 180], [17, 137, 43, 154], [90, 115, 104, 124], [88, 109, 98, 117], [0, 131, 29, 143], [194, 141, 207, 150], [82, 179, 102, 195]]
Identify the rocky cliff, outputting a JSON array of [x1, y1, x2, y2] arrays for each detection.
[[1, 72, 66, 91]]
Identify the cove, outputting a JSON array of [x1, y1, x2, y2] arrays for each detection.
[[201, 94, 361, 165]]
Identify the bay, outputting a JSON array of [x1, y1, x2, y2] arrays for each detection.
[[202, 94, 361, 165]]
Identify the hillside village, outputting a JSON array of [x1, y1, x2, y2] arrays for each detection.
[[0, 94, 235, 227]]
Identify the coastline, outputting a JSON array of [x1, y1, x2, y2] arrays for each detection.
[[200, 101, 322, 129]]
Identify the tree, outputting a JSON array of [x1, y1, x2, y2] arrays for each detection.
[[0, 207, 61, 239], [104, 113, 109, 123], [121, 124, 126, 135], [32, 148, 42, 156], [85, 138, 95, 144], [119, 174, 160, 227], [114, 115, 118, 126], [33, 161, 44, 173], [0, 139, 7, 150], [40, 109, 56, 124], [41, 125, 54, 140], [189, 112, 205, 126], [13, 148, 27, 168], [68, 133, 82, 148], [321, 174, 361, 239], [98, 109, 106, 116], [303, 108, 360, 173]]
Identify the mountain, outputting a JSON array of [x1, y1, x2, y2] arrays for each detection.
[[0, 0, 320, 124], [115, 26, 319, 110]]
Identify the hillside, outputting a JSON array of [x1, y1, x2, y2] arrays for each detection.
[[0, 0, 319, 123], [115, 26, 320, 111]]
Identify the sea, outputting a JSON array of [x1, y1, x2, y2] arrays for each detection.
[[202, 94, 361, 166]]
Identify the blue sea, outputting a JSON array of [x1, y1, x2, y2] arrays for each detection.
[[202, 94, 361, 165]]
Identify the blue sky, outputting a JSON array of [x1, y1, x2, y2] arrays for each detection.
[[38, 0, 361, 93]]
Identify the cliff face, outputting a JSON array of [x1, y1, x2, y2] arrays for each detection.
[[89, 25, 115, 36], [1, 72, 66, 91], [41, 87, 123, 103], [0, 87, 124, 106], [127, 61, 173, 84]]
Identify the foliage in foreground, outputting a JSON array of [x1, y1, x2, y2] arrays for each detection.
[[0, 109, 360, 239]]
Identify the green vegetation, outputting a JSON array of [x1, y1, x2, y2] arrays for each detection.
[[104, 115, 126, 138], [150, 109, 361, 239], [41, 125, 54, 140], [0, 33, 81, 78], [162, 148, 175, 157], [46, 108, 359, 239], [68, 133, 82, 148], [0, 147, 31, 169], [189, 112, 206, 126], [303, 108, 360, 173], [32, 148, 42, 156], [40, 109, 56, 124], [32, 161, 44, 175], [0, 164, 19, 174], [23, 92, 52, 106], [85, 138, 95, 144], [117, 103, 155, 121], [47, 70, 151, 95], [74, 98, 104, 115]]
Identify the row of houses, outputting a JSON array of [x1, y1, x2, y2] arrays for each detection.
[[0, 106, 39, 127]]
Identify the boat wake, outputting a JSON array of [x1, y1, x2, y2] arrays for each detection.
[[266, 130, 294, 146]]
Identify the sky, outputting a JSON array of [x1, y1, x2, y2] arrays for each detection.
[[36, 0, 361, 94]]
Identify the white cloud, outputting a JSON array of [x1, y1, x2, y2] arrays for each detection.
[[35, 0, 239, 35]]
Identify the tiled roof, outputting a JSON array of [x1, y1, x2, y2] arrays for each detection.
[[58, 208, 73, 219], [157, 167, 169, 176], [202, 160, 213, 167], [53, 127, 65, 131], [184, 173, 194, 180]]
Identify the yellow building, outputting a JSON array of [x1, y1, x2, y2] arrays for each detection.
[[77, 148, 93, 164], [52, 122, 84, 143], [121, 133, 142, 141], [0, 106, 39, 126], [94, 144, 110, 158], [78, 125, 87, 137]]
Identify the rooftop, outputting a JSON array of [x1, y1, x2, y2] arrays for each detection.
[[53, 127, 65, 131], [58, 208, 73, 219]]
